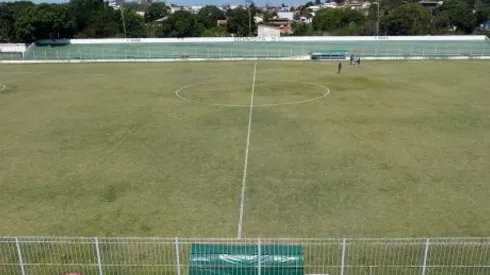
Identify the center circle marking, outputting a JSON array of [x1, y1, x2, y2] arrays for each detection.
[[0, 83, 6, 91], [174, 81, 330, 107]]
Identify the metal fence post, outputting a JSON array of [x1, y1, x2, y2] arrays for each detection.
[[340, 238, 346, 275], [15, 237, 26, 275], [421, 238, 430, 275], [258, 238, 262, 275], [175, 238, 181, 275], [94, 237, 104, 275]]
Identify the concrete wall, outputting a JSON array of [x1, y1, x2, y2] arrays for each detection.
[[36, 36, 488, 45], [257, 26, 281, 37], [0, 43, 27, 52]]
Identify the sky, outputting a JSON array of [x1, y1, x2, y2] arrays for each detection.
[[0, 0, 303, 7]]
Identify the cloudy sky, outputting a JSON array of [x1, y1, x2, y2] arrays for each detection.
[[0, 0, 301, 6]]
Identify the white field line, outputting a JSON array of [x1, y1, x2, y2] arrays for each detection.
[[237, 62, 257, 239]]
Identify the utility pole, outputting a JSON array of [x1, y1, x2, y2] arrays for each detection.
[[117, 0, 128, 38], [374, 1, 380, 36], [245, 0, 252, 36]]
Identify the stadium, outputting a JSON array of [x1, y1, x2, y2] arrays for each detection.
[[1, 35, 490, 275]]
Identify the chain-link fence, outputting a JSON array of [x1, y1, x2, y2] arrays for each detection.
[[1, 237, 489, 275]]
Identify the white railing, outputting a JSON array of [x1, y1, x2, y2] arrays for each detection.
[[1, 237, 490, 275]]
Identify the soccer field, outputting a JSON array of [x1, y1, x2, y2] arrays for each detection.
[[1, 61, 489, 238]]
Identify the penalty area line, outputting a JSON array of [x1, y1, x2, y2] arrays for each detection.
[[237, 61, 257, 240]]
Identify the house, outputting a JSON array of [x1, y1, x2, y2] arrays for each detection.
[[108, 1, 120, 10], [321, 2, 339, 8], [217, 19, 228, 26], [481, 20, 490, 30], [155, 17, 168, 22], [169, 6, 182, 14], [299, 16, 313, 24], [277, 12, 294, 21], [345, 0, 367, 10], [254, 15, 264, 24], [266, 17, 293, 34], [418, 0, 444, 9], [307, 5, 322, 12], [190, 6, 203, 13], [258, 25, 281, 37], [136, 11, 145, 17]]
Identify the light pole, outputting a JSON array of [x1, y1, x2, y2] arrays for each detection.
[[373, 1, 380, 36], [245, 0, 252, 36], [117, 0, 128, 38]]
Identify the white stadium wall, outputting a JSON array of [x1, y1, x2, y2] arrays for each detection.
[[35, 35, 488, 45]]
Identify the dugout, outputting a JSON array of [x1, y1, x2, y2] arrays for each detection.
[[189, 244, 304, 275], [311, 50, 348, 61]]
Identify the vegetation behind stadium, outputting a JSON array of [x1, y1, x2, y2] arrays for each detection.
[[0, 0, 489, 43]]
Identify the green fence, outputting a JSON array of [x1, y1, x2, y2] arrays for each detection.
[[0, 52, 23, 60], [19, 40, 490, 60]]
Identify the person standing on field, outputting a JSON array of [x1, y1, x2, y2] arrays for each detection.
[[338, 61, 343, 73]]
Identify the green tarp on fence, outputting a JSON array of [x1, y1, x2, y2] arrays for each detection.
[[189, 244, 304, 275]]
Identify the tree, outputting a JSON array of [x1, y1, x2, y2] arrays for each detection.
[[0, 4, 14, 42], [226, 7, 256, 36], [67, 0, 104, 34], [13, 4, 73, 42], [1, 1, 36, 42], [475, 4, 490, 26], [314, 0, 322, 5], [121, 8, 146, 37], [382, 3, 431, 35], [144, 2, 169, 23], [201, 26, 229, 36], [76, 5, 120, 38], [438, 0, 477, 33], [262, 10, 277, 22], [123, 1, 147, 12], [430, 11, 451, 34], [313, 8, 366, 35], [197, 5, 226, 29], [292, 21, 314, 35], [161, 10, 203, 37]]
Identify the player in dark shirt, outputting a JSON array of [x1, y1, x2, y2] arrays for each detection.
[[338, 61, 343, 73]]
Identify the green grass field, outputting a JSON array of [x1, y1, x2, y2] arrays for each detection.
[[1, 61, 489, 238]]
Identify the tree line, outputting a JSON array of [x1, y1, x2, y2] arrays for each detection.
[[0, 0, 489, 43], [296, 0, 490, 36]]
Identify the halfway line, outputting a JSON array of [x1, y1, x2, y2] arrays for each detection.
[[237, 61, 257, 239]]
